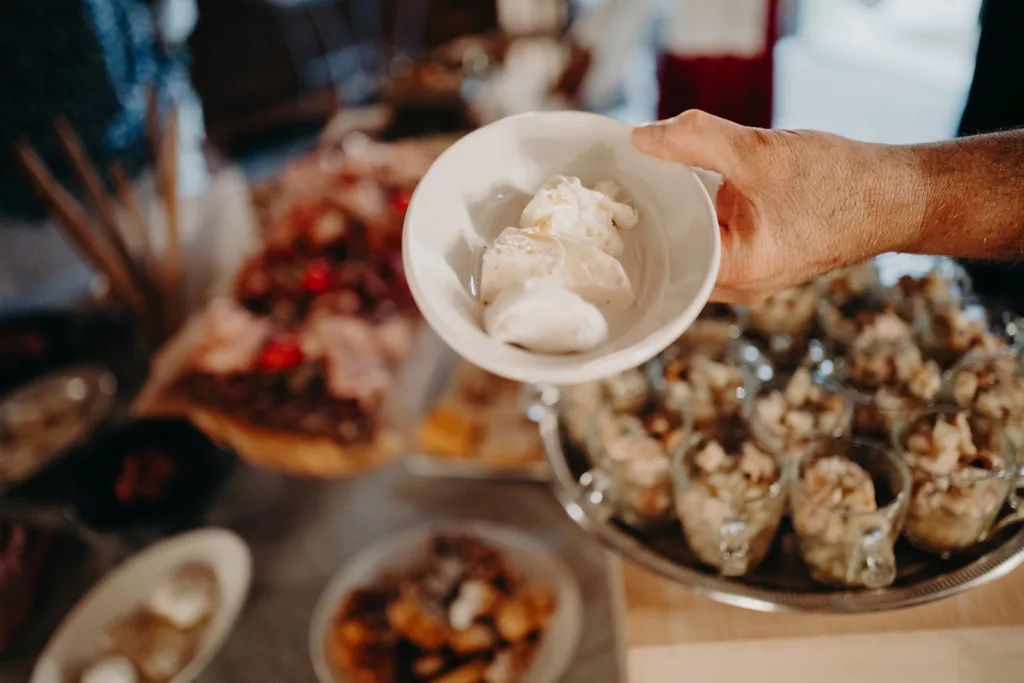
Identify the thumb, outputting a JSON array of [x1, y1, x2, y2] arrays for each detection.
[[631, 110, 749, 177]]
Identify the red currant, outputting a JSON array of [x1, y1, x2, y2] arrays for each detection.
[[391, 189, 414, 215], [302, 258, 333, 294], [336, 170, 360, 187], [259, 337, 303, 371]]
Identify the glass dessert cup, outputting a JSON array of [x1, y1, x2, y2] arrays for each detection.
[[672, 423, 787, 577], [790, 438, 911, 589], [586, 398, 686, 528], [742, 366, 853, 465], [915, 300, 1021, 370], [832, 335, 943, 438], [554, 367, 651, 446], [745, 284, 824, 372], [680, 303, 749, 351], [650, 337, 772, 434], [889, 258, 973, 324], [891, 406, 1023, 554], [941, 346, 1024, 448], [815, 290, 897, 359]]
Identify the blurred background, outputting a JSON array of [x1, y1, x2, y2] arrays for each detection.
[[0, 1, 1018, 681], [0, 0, 986, 311]]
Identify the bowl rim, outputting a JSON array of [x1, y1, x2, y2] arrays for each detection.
[[30, 527, 252, 683], [308, 519, 584, 683], [402, 110, 721, 385]]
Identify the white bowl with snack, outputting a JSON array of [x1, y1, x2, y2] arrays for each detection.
[[30, 527, 251, 683], [402, 111, 720, 385], [309, 521, 583, 683]]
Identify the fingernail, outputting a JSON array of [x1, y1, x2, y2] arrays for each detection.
[[631, 121, 665, 149]]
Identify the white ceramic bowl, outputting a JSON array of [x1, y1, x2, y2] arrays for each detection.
[[403, 111, 720, 385], [309, 520, 584, 683], [31, 527, 252, 683]]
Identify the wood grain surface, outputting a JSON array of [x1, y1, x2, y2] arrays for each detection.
[[618, 560, 1024, 682]]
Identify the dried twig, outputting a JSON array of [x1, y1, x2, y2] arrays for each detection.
[[53, 118, 153, 298], [110, 162, 156, 272], [15, 142, 145, 313], [158, 104, 181, 328]]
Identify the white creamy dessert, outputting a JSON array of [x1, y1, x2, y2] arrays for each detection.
[[484, 277, 608, 353], [950, 355, 1024, 426], [559, 368, 650, 445], [478, 175, 639, 354], [844, 314, 942, 433], [748, 284, 818, 339], [675, 439, 784, 574], [901, 412, 1011, 552], [790, 454, 894, 587], [661, 351, 745, 429], [748, 368, 850, 459], [479, 228, 634, 308], [79, 655, 138, 683], [147, 563, 220, 630], [921, 303, 1008, 363], [594, 412, 676, 526], [518, 176, 639, 256]]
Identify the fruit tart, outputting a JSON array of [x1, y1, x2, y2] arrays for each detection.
[[172, 298, 416, 451], [237, 146, 423, 325]]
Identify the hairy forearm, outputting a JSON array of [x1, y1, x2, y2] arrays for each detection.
[[904, 131, 1024, 260]]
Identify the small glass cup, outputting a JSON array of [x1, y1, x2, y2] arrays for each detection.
[[815, 279, 895, 357], [681, 303, 748, 350], [942, 346, 1024, 420], [816, 260, 882, 308], [742, 367, 853, 463], [790, 438, 911, 588], [672, 426, 787, 577], [651, 337, 771, 433], [892, 406, 1022, 554], [888, 259, 971, 325], [587, 399, 685, 528], [942, 347, 1024, 450], [745, 284, 822, 371], [915, 300, 1019, 370], [557, 367, 651, 446], [831, 336, 941, 437]]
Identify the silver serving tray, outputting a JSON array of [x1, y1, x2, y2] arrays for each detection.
[[540, 409, 1024, 613]]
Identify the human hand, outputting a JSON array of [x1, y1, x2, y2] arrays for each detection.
[[632, 111, 926, 304]]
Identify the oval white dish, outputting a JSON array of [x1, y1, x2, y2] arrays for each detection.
[[309, 520, 583, 683], [30, 527, 252, 683]]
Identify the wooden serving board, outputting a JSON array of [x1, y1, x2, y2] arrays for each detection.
[[613, 559, 1024, 682], [131, 313, 429, 477]]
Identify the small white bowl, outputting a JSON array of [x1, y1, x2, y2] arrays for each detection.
[[30, 528, 252, 683], [309, 520, 583, 683], [402, 111, 720, 385]]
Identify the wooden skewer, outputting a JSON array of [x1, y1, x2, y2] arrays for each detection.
[[110, 162, 157, 274], [15, 142, 146, 313], [158, 103, 182, 328], [145, 85, 163, 176], [53, 118, 154, 299]]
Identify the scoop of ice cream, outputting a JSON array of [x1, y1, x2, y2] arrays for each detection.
[[519, 175, 637, 256], [80, 656, 138, 683], [479, 228, 564, 305], [479, 228, 634, 308], [147, 563, 219, 630], [484, 277, 608, 353]]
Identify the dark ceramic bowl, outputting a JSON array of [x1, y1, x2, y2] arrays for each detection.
[[64, 418, 235, 532]]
